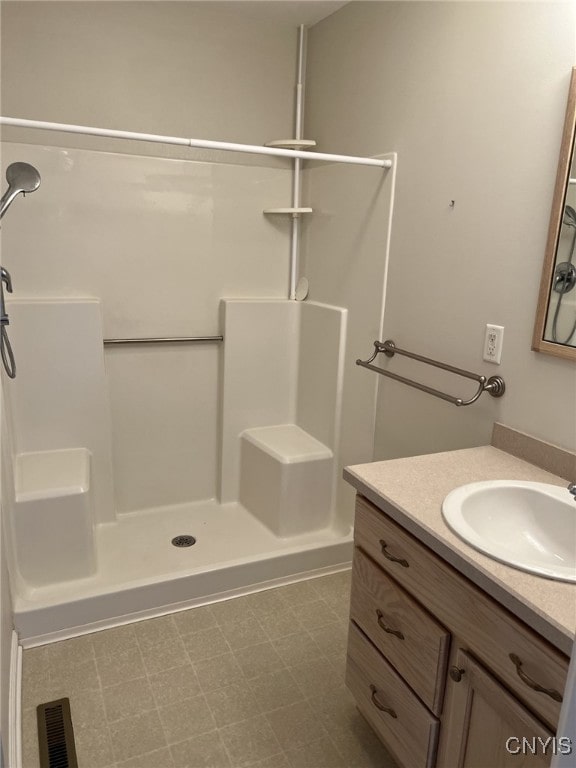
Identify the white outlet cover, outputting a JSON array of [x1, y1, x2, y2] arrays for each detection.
[[483, 324, 504, 364]]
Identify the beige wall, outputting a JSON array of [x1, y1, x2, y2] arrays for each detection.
[[305, 1, 576, 457], [0, 1, 297, 165]]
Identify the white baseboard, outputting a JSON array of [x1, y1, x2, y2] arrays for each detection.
[[8, 630, 21, 768]]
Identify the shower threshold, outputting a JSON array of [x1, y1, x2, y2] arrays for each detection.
[[13, 499, 352, 644]]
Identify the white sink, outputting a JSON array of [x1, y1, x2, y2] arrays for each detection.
[[442, 481, 576, 582]]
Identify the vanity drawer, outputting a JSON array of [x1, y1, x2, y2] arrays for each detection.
[[351, 548, 450, 715], [354, 494, 569, 729], [346, 622, 439, 768], [458, 588, 569, 732]]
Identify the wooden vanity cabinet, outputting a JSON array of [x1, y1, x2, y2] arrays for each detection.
[[346, 495, 570, 768], [438, 649, 553, 768]]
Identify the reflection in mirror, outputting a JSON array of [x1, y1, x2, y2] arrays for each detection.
[[533, 67, 576, 360], [544, 159, 576, 346]]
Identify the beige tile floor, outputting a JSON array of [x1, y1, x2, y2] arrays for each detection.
[[21, 571, 397, 768]]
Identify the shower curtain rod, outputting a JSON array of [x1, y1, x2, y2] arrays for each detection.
[[0, 116, 391, 169]]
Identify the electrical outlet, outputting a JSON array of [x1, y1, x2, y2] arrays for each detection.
[[483, 324, 504, 364]]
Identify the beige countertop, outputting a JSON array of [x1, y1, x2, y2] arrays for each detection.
[[344, 445, 576, 656]]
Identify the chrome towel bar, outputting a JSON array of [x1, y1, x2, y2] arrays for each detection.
[[104, 336, 223, 345], [356, 340, 505, 407]]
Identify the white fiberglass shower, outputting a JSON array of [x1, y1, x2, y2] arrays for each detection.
[[0, 13, 395, 646]]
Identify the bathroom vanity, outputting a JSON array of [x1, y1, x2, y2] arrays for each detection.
[[344, 439, 575, 768]]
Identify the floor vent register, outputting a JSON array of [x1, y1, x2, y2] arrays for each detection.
[[37, 698, 78, 768]]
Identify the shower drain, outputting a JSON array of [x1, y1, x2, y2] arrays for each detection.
[[171, 535, 196, 547]]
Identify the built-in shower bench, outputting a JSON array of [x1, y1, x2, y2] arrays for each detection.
[[239, 424, 333, 537]]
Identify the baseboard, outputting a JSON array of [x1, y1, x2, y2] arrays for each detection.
[[8, 630, 21, 768]]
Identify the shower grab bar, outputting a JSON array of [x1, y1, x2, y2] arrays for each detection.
[[356, 339, 505, 407], [0, 116, 391, 169], [104, 336, 223, 345]]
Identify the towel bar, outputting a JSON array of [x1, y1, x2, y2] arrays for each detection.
[[104, 336, 223, 345], [356, 340, 505, 407]]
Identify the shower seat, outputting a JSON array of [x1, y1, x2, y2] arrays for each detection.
[[239, 424, 333, 537]]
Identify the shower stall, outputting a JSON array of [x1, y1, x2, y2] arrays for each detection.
[[0, 24, 395, 646]]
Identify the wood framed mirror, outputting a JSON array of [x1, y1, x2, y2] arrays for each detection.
[[532, 67, 576, 360]]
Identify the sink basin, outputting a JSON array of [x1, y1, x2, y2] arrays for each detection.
[[442, 481, 576, 582]]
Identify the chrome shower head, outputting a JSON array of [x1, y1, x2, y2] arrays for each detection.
[[563, 204, 576, 229], [0, 162, 41, 220]]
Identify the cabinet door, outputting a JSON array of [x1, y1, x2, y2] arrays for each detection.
[[438, 649, 554, 768]]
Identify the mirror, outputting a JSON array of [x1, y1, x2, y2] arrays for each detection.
[[533, 67, 576, 359]]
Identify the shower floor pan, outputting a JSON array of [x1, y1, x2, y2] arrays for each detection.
[[13, 499, 352, 644]]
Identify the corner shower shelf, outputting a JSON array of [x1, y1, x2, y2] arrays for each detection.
[[264, 139, 317, 150], [263, 139, 316, 217], [263, 207, 313, 217]]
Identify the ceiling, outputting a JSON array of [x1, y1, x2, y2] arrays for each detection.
[[228, 1, 349, 26], [18, 1, 350, 27]]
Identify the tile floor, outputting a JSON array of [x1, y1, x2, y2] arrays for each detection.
[[21, 571, 397, 768]]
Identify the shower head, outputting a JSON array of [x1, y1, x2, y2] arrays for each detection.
[[0, 162, 41, 221], [563, 204, 576, 229]]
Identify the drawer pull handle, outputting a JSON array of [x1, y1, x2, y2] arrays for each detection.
[[509, 654, 563, 703], [370, 684, 398, 718], [379, 540, 409, 568], [449, 666, 465, 683], [376, 610, 405, 640]]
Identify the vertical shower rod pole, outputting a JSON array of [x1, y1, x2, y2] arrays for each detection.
[[289, 25, 306, 301]]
